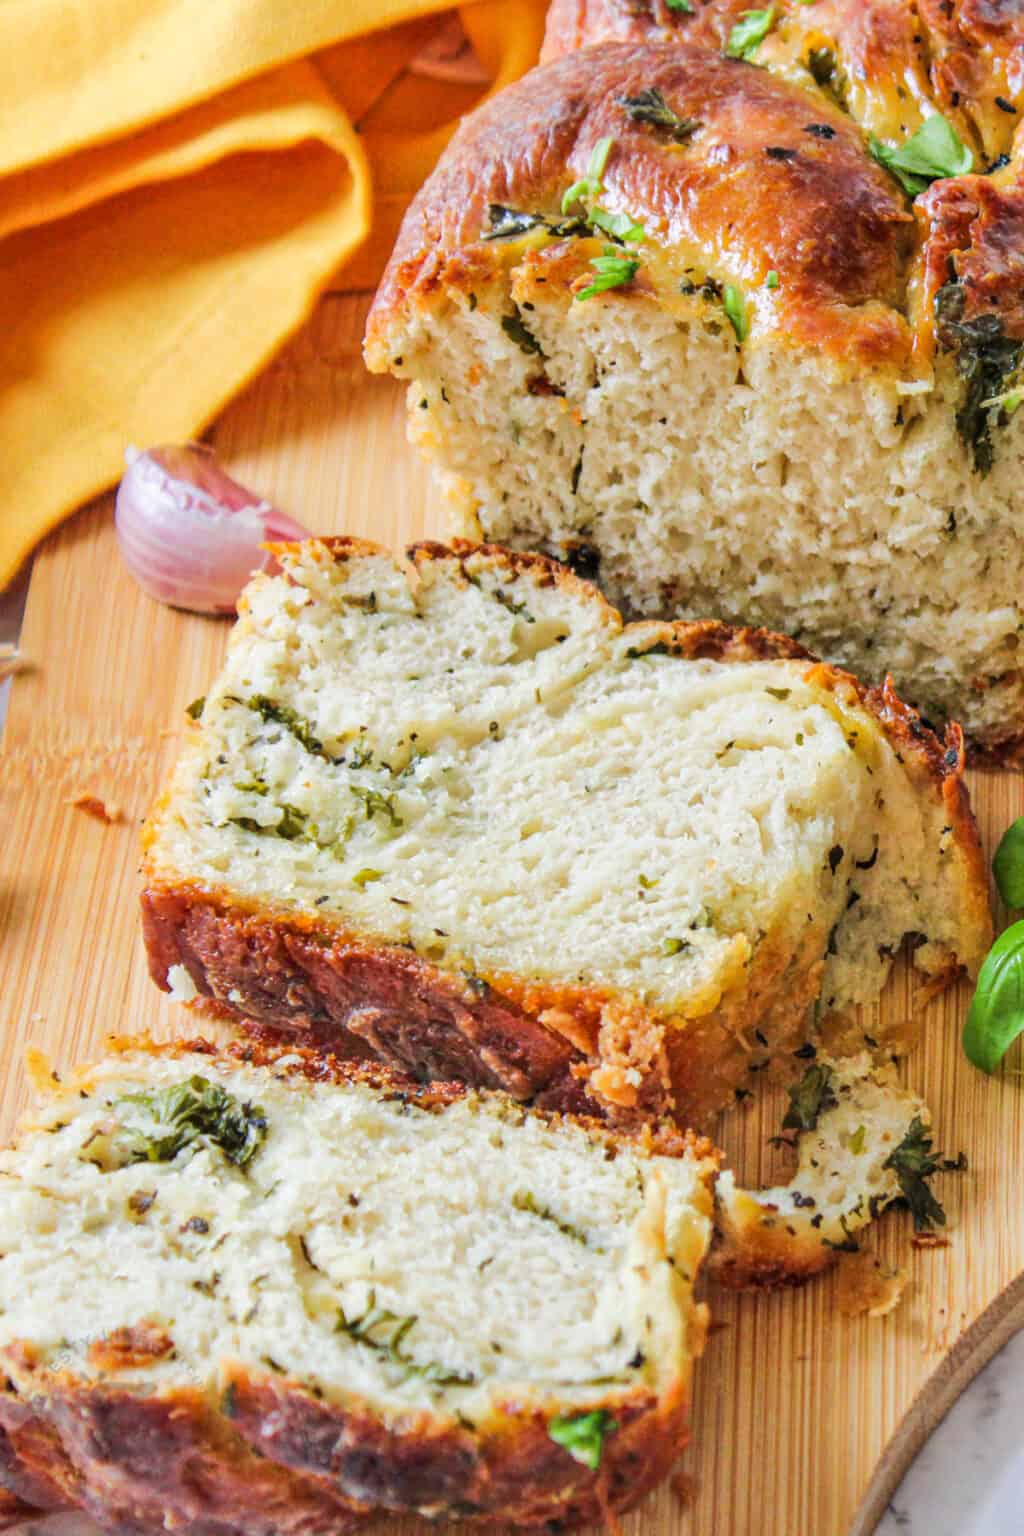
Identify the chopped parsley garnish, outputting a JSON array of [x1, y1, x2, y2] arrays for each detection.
[[848, 1124, 867, 1154], [766, 270, 780, 289], [576, 250, 640, 302], [501, 312, 543, 355], [83, 1075, 268, 1172], [722, 283, 749, 341], [781, 1063, 837, 1132], [868, 115, 973, 197], [884, 1117, 949, 1231], [186, 697, 205, 720], [352, 867, 384, 887], [665, 0, 694, 10], [562, 136, 615, 214], [619, 87, 701, 143], [548, 1409, 616, 1469], [765, 685, 789, 698], [589, 206, 646, 243], [934, 281, 1022, 473], [726, 7, 776, 59]]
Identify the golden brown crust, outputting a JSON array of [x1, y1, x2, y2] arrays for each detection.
[[0, 1368, 687, 1534], [364, 41, 915, 370], [0, 1377, 366, 1536], [141, 540, 990, 1131], [543, 0, 1023, 160]]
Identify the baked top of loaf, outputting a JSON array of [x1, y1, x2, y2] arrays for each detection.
[[142, 538, 989, 1125], [542, 0, 1023, 165], [363, 13, 1024, 756], [0, 1037, 716, 1530]]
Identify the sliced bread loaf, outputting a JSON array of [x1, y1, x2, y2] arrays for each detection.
[[141, 539, 990, 1127], [364, 34, 1024, 758], [0, 1037, 717, 1533]]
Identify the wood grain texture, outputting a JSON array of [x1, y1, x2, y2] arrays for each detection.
[[1, 293, 1023, 1536]]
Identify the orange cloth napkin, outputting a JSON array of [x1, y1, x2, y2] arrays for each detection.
[[0, 0, 547, 590]]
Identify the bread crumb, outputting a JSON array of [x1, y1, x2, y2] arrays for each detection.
[[671, 1469, 698, 1508], [911, 1231, 951, 1250], [837, 1249, 908, 1317], [166, 964, 199, 1005], [68, 793, 123, 824]]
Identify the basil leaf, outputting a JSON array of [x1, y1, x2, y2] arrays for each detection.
[[869, 115, 973, 197], [726, 8, 776, 59], [964, 919, 1024, 1073], [548, 1409, 615, 1469], [665, 0, 694, 10], [993, 817, 1024, 908]]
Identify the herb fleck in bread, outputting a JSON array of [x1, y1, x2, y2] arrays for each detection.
[[364, 14, 1024, 758], [141, 538, 990, 1127], [0, 1037, 717, 1533]]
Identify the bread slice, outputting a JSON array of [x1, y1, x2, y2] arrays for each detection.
[[713, 1052, 948, 1288], [0, 1037, 717, 1533], [141, 538, 990, 1128], [364, 38, 1024, 760]]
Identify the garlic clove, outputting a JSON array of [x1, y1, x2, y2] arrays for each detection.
[[115, 444, 311, 615]]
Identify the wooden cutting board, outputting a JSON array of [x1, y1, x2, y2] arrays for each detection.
[[2, 291, 1023, 1536]]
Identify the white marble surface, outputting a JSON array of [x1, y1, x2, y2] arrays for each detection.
[[877, 1326, 1024, 1536]]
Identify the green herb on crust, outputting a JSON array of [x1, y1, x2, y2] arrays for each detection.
[[562, 136, 615, 214], [588, 206, 646, 243], [481, 205, 589, 242], [722, 284, 749, 342], [726, 8, 776, 60], [665, 0, 694, 11], [575, 251, 640, 302], [781, 1063, 837, 1132], [868, 115, 973, 197], [619, 87, 701, 143], [934, 281, 1022, 473], [186, 696, 205, 721], [548, 1409, 616, 1469], [352, 867, 384, 888]]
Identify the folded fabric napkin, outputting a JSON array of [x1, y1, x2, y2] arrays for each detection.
[[0, 0, 546, 590]]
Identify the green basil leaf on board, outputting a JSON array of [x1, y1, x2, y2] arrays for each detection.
[[993, 816, 1024, 907], [963, 919, 1024, 1074]]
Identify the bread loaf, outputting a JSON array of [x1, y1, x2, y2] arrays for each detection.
[[141, 538, 990, 1128], [0, 1037, 717, 1533], [364, 9, 1024, 758]]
